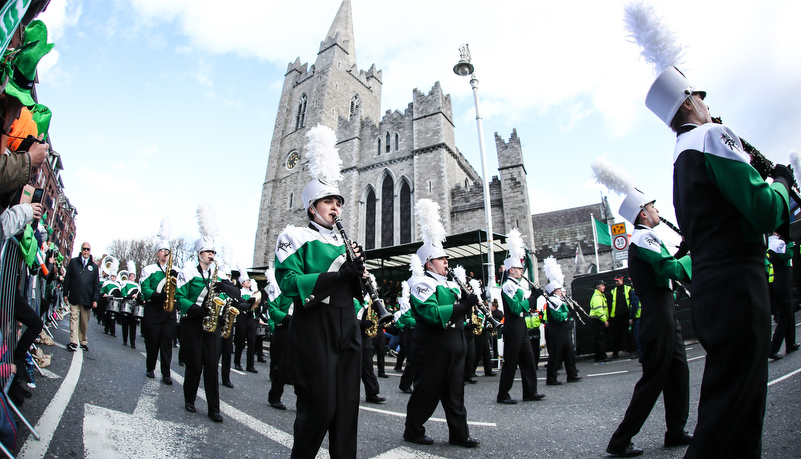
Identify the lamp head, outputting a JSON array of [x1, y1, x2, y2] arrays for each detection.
[[453, 60, 474, 77]]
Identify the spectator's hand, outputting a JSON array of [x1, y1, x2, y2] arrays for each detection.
[[28, 135, 48, 172], [30, 202, 43, 220], [604, 321, 609, 328]]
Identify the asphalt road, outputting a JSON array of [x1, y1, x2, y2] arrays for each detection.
[[12, 313, 801, 458]]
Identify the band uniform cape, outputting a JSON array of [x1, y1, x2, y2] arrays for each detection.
[[673, 122, 789, 458], [498, 277, 539, 399], [404, 271, 470, 442], [274, 221, 362, 459], [607, 224, 692, 451]]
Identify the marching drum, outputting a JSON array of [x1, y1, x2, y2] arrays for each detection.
[[133, 304, 145, 319], [107, 298, 122, 314], [121, 299, 135, 315]]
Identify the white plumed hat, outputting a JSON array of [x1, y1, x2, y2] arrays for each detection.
[[415, 199, 447, 263], [301, 124, 345, 210]]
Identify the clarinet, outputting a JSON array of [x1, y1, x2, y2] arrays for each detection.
[[333, 217, 393, 325], [659, 217, 683, 237], [446, 268, 501, 329]]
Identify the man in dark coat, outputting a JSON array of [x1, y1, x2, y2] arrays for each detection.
[[62, 242, 101, 351]]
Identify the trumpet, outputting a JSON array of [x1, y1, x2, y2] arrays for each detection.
[[446, 268, 501, 330], [333, 217, 393, 325]]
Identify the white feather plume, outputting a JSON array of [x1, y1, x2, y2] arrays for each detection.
[[305, 124, 343, 184], [110, 258, 119, 274], [469, 279, 482, 296], [453, 265, 467, 284], [196, 203, 218, 239], [401, 280, 410, 302], [415, 199, 446, 246], [623, 1, 685, 74], [265, 268, 277, 286], [543, 256, 564, 285], [158, 217, 172, 241], [127, 260, 136, 278], [409, 254, 424, 278], [507, 228, 526, 262], [591, 155, 636, 196], [789, 149, 801, 187]]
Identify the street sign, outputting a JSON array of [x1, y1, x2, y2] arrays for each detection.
[[612, 222, 629, 261]]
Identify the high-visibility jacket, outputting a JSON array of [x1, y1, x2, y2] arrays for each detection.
[[589, 289, 608, 322], [610, 284, 631, 318]]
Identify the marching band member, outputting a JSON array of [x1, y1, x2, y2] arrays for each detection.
[[396, 279, 416, 394], [234, 269, 259, 374], [216, 262, 236, 389], [541, 257, 581, 386], [140, 219, 178, 385], [274, 125, 363, 458], [266, 268, 292, 411], [496, 229, 545, 404], [403, 199, 479, 448], [100, 260, 120, 337], [119, 261, 140, 349], [358, 294, 387, 404]]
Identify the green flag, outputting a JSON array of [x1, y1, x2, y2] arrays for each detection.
[[594, 218, 612, 246]]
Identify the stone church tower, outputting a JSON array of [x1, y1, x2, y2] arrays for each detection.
[[253, 0, 536, 279]]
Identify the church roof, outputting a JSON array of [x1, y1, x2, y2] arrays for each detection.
[[324, 0, 357, 67], [531, 202, 611, 228]]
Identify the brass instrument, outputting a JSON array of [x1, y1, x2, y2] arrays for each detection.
[[163, 249, 177, 313], [220, 298, 240, 339], [446, 268, 501, 330], [333, 217, 393, 325], [202, 262, 226, 333], [363, 297, 379, 338], [471, 309, 483, 335]]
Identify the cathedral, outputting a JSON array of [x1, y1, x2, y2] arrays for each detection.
[[253, 0, 538, 279]]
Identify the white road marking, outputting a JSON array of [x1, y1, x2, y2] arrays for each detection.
[[687, 355, 706, 362], [586, 370, 627, 377], [38, 368, 61, 379], [18, 349, 83, 458], [359, 405, 496, 427], [768, 367, 801, 387], [370, 446, 449, 459]]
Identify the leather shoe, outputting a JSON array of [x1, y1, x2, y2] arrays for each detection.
[[546, 380, 562, 386], [146, 371, 155, 379], [257, 357, 268, 363], [209, 413, 223, 423], [449, 437, 480, 448], [234, 364, 244, 371], [366, 394, 386, 403], [67, 343, 78, 352], [523, 393, 546, 401], [496, 396, 518, 405], [269, 400, 287, 410], [787, 344, 800, 353], [464, 377, 477, 384], [246, 367, 258, 373], [222, 381, 234, 388], [377, 373, 389, 378], [769, 353, 783, 360], [400, 387, 413, 394], [567, 376, 583, 382], [606, 443, 643, 457], [485, 372, 496, 376], [163, 377, 173, 385], [185, 402, 196, 413], [404, 434, 434, 445], [664, 431, 693, 447], [80, 344, 89, 351], [130, 343, 135, 349]]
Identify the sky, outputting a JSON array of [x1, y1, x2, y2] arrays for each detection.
[[33, 0, 801, 266]]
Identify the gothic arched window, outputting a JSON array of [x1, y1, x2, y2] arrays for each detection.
[[349, 94, 360, 120], [365, 189, 376, 250], [395, 133, 399, 151], [295, 93, 307, 130], [381, 174, 394, 247], [377, 138, 381, 155], [400, 180, 411, 244], [385, 132, 391, 153]]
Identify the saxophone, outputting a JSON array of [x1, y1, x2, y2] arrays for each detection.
[[201, 262, 226, 333], [364, 298, 379, 338], [220, 298, 240, 339], [163, 249, 177, 313], [471, 309, 483, 335]]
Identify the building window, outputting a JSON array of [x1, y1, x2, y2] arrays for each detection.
[[349, 94, 360, 120], [381, 174, 394, 247], [365, 189, 376, 250], [295, 93, 307, 130], [288, 193, 293, 209], [400, 181, 411, 244], [395, 133, 399, 151], [428, 181, 432, 193], [385, 132, 390, 153], [377, 138, 381, 155]]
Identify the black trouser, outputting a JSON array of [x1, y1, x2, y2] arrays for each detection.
[[234, 313, 256, 369], [219, 334, 233, 385], [608, 288, 689, 450], [399, 327, 415, 391], [14, 290, 44, 366], [96, 297, 107, 324], [592, 319, 607, 361], [181, 317, 221, 416], [528, 328, 541, 368], [770, 264, 796, 354], [143, 303, 176, 378], [395, 329, 407, 370], [497, 319, 538, 400], [105, 308, 117, 335], [268, 324, 290, 404], [609, 313, 629, 356], [119, 313, 137, 347], [255, 334, 265, 359], [473, 330, 494, 375], [361, 331, 380, 396], [546, 322, 578, 383], [372, 328, 386, 375], [404, 324, 469, 442]]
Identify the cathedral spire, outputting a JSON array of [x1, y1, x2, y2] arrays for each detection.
[[323, 0, 357, 67]]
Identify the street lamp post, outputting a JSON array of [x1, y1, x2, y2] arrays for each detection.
[[454, 43, 496, 288]]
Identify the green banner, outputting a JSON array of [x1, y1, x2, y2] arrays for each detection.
[[594, 218, 612, 246], [0, 0, 32, 53]]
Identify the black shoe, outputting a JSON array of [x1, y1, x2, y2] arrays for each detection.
[[769, 353, 783, 360], [111, 334, 116, 337], [567, 376, 583, 382], [246, 367, 258, 373], [377, 373, 389, 378], [209, 413, 223, 423], [787, 344, 800, 353], [234, 364, 244, 371], [546, 380, 562, 386], [394, 367, 402, 372], [366, 394, 386, 404], [664, 431, 693, 447], [185, 402, 196, 413], [465, 377, 478, 384], [178, 361, 184, 367], [404, 434, 434, 445], [611, 354, 620, 360], [449, 437, 480, 448], [400, 387, 413, 394], [485, 372, 497, 376], [257, 357, 268, 363], [131, 343, 136, 349], [496, 396, 518, 405], [80, 344, 89, 351], [269, 400, 287, 410], [146, 371, 155, 379], [606, 443, 644, 457], [523, 393, 546, 401], [222, 381, 234, 388], [67, 343, 78, 352]]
